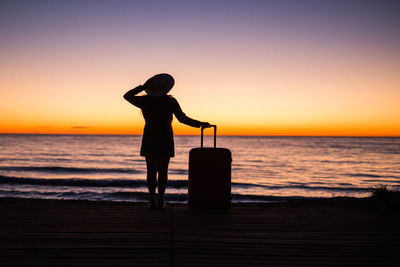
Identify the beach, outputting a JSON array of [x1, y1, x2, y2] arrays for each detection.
[[1, 197, 399, 266]]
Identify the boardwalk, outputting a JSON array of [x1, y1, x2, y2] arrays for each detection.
[[1, 198, 399, 266]]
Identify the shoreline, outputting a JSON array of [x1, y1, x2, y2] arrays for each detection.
[[0, 196, 361, 207], [0, 193, 398, 211], [0, 195, 375, 207]]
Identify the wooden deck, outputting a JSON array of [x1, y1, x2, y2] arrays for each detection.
[[1, 198, 399, 266]]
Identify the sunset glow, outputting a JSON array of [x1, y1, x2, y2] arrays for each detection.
[[1, 0, 399, 136]]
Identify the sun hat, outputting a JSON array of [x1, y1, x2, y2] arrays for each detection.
[[144, 73, 175, 97]]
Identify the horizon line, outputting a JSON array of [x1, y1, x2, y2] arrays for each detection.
[[1, 133, 399, 138]]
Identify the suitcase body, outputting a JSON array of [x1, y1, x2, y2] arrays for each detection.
[[188, 126, 232, 210]]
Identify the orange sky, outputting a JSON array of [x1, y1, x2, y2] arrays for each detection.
[[1, 1, 399, 136]]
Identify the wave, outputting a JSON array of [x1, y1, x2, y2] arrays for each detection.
[[0, 175, 186, 188], [232, 181, 370, 192], [344, 173, 382, 178], [0, 165, 190, 176], [0, 175, 373, 192], [169, 168, 188, 175], [0, 166, 143, 174], [362, 179, 400, 184], [0, 189, 313, 203], [320, 160, 373, 164]]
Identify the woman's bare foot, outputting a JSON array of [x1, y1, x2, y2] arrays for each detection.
[[148, 195, 157, 210], [157, 195, 166, 209]]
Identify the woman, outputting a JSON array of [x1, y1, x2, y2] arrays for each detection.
[[123, 73, 210, 209]]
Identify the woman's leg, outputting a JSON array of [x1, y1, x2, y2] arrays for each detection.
[[157, 156, 170, 208], [145, 156, 157, 208]]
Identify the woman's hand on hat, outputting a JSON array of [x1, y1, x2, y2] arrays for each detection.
[[136, 85, 145, 92], [142, 79, 152, 89]]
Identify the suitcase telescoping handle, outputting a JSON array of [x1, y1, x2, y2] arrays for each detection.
[[201, 125, 217, 148]]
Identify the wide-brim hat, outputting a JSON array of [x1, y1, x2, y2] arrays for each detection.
[[144, 73, 175, 97]]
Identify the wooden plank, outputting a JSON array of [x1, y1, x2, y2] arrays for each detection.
[[0, 198, 399, 266], [172, 206, 400, 266], [0, 198, 172, 266]]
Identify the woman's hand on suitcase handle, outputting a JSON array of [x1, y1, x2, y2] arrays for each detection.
[[201, 122, 211, 128]]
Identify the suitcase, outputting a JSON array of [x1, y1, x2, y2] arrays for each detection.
[[188, 125, 232, 210]]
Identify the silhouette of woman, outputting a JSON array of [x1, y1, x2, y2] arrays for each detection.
[[124, 74, 210, 209]]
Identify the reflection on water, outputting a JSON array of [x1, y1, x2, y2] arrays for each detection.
[[0, 134, 399, 202]]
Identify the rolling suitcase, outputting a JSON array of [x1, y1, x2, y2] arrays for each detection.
[[188, 125, 232, 210]]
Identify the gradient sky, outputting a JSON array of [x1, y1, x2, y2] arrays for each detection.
[[1, 0, 399, 136]]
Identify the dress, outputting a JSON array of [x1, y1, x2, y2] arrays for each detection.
[[124, 86, 202, 157]]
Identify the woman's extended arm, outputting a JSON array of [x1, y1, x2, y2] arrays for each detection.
[[123, 85, 145, 107], [173, 99, 210, 128]]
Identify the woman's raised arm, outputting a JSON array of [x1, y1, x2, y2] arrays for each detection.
[[123, 85, 145, 107]]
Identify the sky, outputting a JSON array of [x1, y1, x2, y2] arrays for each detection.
[[1, 0, 399, 136]]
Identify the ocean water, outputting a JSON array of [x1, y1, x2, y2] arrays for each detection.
[[0, 134, 399, 203]]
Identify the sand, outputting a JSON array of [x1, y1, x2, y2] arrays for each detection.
[[1, 197, 399, 266]]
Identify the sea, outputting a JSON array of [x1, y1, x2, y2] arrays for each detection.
[[0, 134, 399, 203]]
